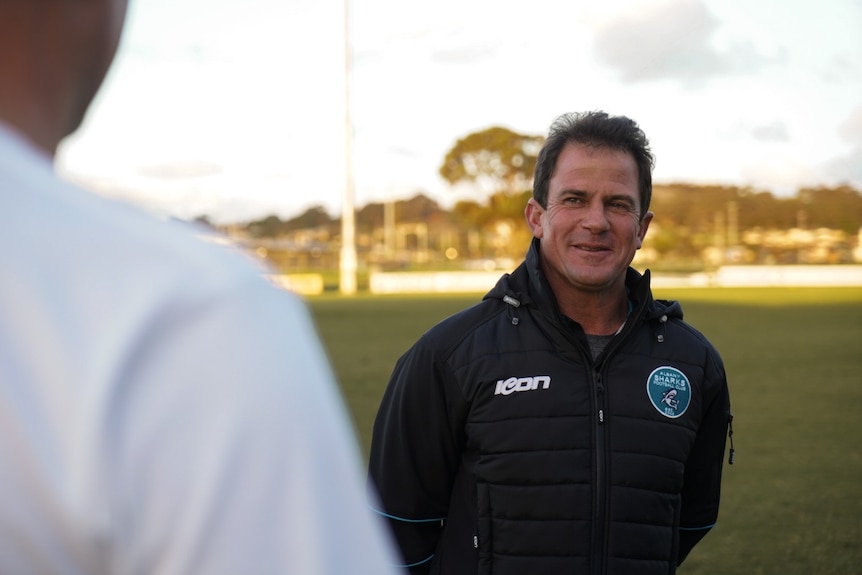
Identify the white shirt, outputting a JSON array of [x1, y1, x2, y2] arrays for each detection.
[[0, 123, 398, 574]]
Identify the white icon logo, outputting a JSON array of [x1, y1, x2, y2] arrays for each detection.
[[494, 376, 551, 396]]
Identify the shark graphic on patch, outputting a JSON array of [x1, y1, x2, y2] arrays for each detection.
[[646, 366, 691, 418]]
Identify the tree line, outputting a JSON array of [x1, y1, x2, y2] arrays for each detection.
[[222, 126, 861, 264]]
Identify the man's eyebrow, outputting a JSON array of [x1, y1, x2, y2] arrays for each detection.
[[605, 194, 637, 205], [557, 189, 590, 197]]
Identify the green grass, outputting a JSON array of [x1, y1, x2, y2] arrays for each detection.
[[307, 287, 862, 575], [308, 293, 474, 448]]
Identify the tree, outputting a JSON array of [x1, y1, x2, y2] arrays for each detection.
[[798, 185, 862, 233], [283, 205, 333, 231], [439, 126, 544, 196], [245, 214, 286, 238]]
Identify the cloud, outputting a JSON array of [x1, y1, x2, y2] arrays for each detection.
[[821, 105, 862, 189], [739, 156, 818, 196], [751, 121, 790, 142], [823, 152, 862, 189], [817, 53, 860, 83], [839, 105, 862, 145], [593, 0, 764, 83], [432, 43, 498, 64], [137, 161, 224, 180]]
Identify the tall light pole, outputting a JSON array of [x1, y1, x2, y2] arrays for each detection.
[[339, 0, 358, 295]]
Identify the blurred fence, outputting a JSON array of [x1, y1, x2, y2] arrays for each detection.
[[370, 265, 862, 293], [268, 265, 862, 295]]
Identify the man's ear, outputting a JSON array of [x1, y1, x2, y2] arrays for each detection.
[[525, 198, 545, 239], [636, 210, 654, 249]]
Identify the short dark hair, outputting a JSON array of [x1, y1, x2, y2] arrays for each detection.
[[532, 111, 654, 219]]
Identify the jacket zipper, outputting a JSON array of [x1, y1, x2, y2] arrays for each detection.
[[589, 298, 648, 574], [593, 370, 607, 575]]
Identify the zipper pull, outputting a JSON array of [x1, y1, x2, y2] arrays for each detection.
[[473, 534, 479, 549], [727, 413, 735, 465], [596, 374, 605, 424]]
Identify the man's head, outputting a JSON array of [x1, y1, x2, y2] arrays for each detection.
[[532, 111, 654, 221], [525, 111, 654, 300], [0, 0, 129, 154]]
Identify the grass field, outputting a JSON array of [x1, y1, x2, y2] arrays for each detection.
[[308, 287, 862, 575]]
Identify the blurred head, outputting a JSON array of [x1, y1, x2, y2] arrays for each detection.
[[532, 111, 654, 221], [68, 0, 130, 135], [0, 0, 129, 153]]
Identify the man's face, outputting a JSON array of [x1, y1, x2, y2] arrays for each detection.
[[526, 142, 652, 296]]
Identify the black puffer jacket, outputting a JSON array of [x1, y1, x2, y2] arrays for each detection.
[[369, 241, 731, 575]]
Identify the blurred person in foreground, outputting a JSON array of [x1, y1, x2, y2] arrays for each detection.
[[369, 111, 733, 574], [0, 1, 398, 573]]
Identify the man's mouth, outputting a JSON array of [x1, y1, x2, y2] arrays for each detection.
[[574, 243, 610, 252]]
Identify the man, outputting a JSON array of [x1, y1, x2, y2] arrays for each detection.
[[0, 1, 397, 573], [369, 111, 733, 574]]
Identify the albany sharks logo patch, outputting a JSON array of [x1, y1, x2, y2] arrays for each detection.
[[646, 366, 691, 418]]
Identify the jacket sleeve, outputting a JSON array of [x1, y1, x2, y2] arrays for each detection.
[[678, 348, 732, 565], [368, 335, 466, 574]]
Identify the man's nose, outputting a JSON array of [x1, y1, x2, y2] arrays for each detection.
[[580, 202, 610, 232]]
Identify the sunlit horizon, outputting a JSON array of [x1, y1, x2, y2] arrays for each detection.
[[56, 0, 862, 225]]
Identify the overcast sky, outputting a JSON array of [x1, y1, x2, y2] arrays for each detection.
[[56, 0, 862, 224]]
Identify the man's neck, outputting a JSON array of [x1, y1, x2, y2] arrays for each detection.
[[565, 300, 628, 336], [552, 282, 630, 336]]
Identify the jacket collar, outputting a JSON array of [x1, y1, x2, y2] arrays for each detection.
[[486, 238, 682, 324]]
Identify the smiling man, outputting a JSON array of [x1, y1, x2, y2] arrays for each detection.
[[369, 111, 733, 575]]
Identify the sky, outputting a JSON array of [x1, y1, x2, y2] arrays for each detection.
[[56, 0, 862, 224]]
